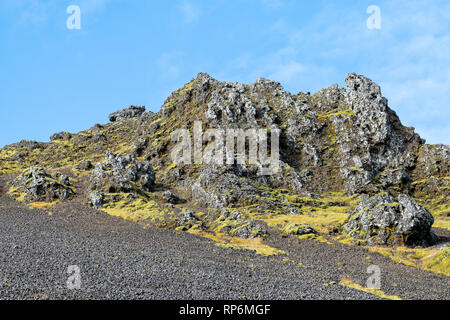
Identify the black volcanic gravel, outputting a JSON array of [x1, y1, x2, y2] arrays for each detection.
[[0, 194, 448, 300]]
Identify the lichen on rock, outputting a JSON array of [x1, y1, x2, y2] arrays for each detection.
[[210, 209, 267, 239], [109, 105, 146, 122], [284, 223, 317, 236], [344, 193, 437, 246], [88, 151, 155, 208], [8, 166, 75, 203], [1, 72, 448, 250]]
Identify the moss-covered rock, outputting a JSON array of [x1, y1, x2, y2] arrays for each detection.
[[210, 210, 267, 239], [283, 223, 317, 236], [345, 193, 436, 246], [8, 166, 75, 203], [88, 151, 155, 208], [0, 72, 448, 250]]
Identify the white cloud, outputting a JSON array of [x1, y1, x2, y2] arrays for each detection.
[[230, 53, 252, 70], [233, 0, 450, 144], [13, 0, 49, 25], [268, 61, 304, 82], [258, 48, 306, 83], [371, 3, 450, 144], [156, 51, 185, 79], [179, 1, 200, 23]]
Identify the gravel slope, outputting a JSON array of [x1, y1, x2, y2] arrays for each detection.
[[0, 193, 448, 300], [266, 228, 450, 300]]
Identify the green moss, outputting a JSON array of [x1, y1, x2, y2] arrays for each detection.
[[423, 247, 450, 276], [190, 230, 285, 256], [283, 223, 313, 235], [317, 109, 355, 122], [374, 202, 400, 209], [340, 279, 402, 300], [368, 246, 449, 276], [411, 179, 427, 186]]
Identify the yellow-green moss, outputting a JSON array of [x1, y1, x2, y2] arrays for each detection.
[[264, 210, 348, 235], [423, 247, 450, 276], [317, 109, 355, 122], [101, 194, 169, 223], [368, 246, 450, 276], [340, 279, 402, 300], [188, 230, 285, 256], [28, 201, 59, 210]]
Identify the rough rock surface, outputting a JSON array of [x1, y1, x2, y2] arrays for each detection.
[[13, 140, 42, 150], [161, 190, 179, 204], [89, 192, 104, 209], [284, 223, 317, 236], [76, 159, 93, 171], [210, 209, 267, 239], [109, 105, 146, 122], [1, 72, 448, 247], [155, 72, 435, 196], [190, 165, 259, 209], [8, 167, 74, 202], [88, 151, 155, 207], [345, 193, 437, 246], [50, 131, 72, 141]]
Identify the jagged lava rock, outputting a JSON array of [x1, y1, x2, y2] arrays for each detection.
[[88, 151, 155, 207], [155, 72, 433, 196], [1, 71, 448, 247], [89, 192, 104, 209], [8, 166, 75, 202], [50, 131, 72, 141], [344, 193, 437, 246], [109, 105, 146, 122]]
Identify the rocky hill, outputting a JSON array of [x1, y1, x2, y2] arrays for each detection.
[[0, 73, 448, 275]]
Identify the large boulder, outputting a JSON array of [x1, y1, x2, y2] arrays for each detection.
[[109, 105, 146, 122], [89, 192, 104, 209], [88, 151, 155, 208], [8, 166, 75, 202], [190, 165, 259, 209], [344, 193, 437, 246]]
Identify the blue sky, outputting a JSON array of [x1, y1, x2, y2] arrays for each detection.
[[1, 0, 449, 147]]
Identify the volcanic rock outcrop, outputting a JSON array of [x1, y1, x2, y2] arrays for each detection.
[[88, 151, 155, 208], [344, 193, 437, 246], [8, 166, 75, 202], [1, 72, 448, 247], [109, 105, 146, 122]]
